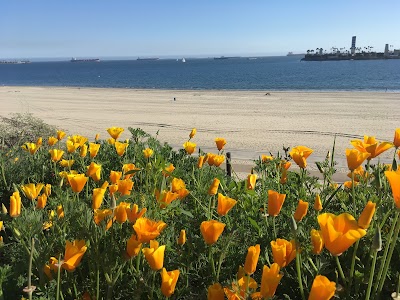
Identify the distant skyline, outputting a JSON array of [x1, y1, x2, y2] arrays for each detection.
[[1, 0, 400, 59]]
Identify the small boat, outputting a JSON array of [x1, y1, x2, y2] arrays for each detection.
[[182, 58, 186, 63]]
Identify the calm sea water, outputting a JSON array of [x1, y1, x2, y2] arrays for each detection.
[[1, 56, 400, 91]]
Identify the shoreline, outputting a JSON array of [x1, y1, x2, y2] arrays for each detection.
[[1, 86, 398, 178], [2, 84, 400, 93]]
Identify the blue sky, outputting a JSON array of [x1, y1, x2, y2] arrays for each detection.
[[1, 0, 399, 59]]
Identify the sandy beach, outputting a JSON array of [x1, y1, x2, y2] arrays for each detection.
[[1, 86, 399, 176]]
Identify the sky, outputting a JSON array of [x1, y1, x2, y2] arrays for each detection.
[[1, 0, 400, 59]]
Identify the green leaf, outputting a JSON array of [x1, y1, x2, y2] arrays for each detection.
[[248, 217, 261, 236], [392, 157, 398, 171], [179, 208, 194, 218]]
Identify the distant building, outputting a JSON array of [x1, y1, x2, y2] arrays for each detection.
[[384, 44, 389, 56], [351, 36, 356, 54]]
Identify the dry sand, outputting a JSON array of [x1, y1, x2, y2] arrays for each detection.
[[1, 86, 399, 178]]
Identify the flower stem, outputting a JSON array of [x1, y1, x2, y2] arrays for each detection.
[[56, 254, 62, 300], [377, 211, 400, 296], [348, 239, 360, 292], [272, 217, 277, 240], [208, 246, 217, 282], [351, 171, 356, 216], [374, 211, 399, 296], [335, 256, 347, 289], [296, 251, 306, 300], [365, 250, 378, 300]]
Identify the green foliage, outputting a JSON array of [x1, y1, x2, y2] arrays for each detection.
[[0, 123, 399, 299]]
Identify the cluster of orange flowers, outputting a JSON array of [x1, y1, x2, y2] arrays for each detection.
[[5, 126, 400, 299]]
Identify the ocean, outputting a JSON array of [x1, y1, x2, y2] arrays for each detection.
[[1, 56, 400, 91]]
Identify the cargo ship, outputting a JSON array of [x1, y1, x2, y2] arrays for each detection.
[[137, 57, 159, 61], [70, 58, 100, 62], [0, 60, 30, 64]]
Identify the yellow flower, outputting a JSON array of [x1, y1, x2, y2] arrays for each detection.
[[89, 142, 101, 158], [183, 141, 196, 155], [59, 159, 75, 168], [346, 149, 370, 171], [48, 136, 58, 146], [133, 217, 167, 243], [189, 128, 196, 139], [289, 146, 313, 169], [247, 174, 257, 190], [109, 171, 122, 183], [92, 182, 108, 209], [207, 153, 216, 166], [200, 220, 225, 245], [115, 141, 128, 156], [87, 162, 102, 182], [314, 194, 322, 211], [160, 268, 180, 298], [122, 163, 140, 179], [143, 148, 154, 158], [44, 184, 51, 197], [308, 275, 336, 300], [95, 133, 100, 141], [178, 230, 186, 246], [49, 149, 64, 162], [36, 194, 47, 209], [171, 178, 189, 199], [261, 155, 274, 162], [244, 244, 260, 275], [68, 135, 88, 147], [142, 240, 165, 271], [36, 137, 43, 146], [67, 174, 88, 193], [318, 213, 366, 256], [126, 234, 142, 258], [21, 142, 40, 155], [66, 140, 79, 153], [21, 183, 44, 200], [109, 184, 118, 196], [57, 205, 64, 218], [215, 138, 227, 151], [208, 283, 225, 300], [311, 229, 324, 254], [293, 199, 309, 222], [260, 263, 283, 299], [217, 193, 237, 216], [9, 191, 21, 217], [80, 144, 88, 157], [268, 190, 286, 217], [385, 170, 400, 209], [117, 178, 134, 195], [157, 190, 180, 208], [107, 127, 124, 140], [393, 128, 400, 148], [61, 240, 87, 271], [57, 130, 66, 140], [126, 204, 147, 223], [93, 209, 113, 230], [197, 155, 205, 168], [343, 180, 358, 189], [358, 201, 376, 229], [213, 155, 225, 167], [162, 164, 175, 177], [114, 202, 130, 223], [208, 178, 220, 195], [351, 135, 393, 160], [270, 238, 296, 267], [107, 138, 115, 145]]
